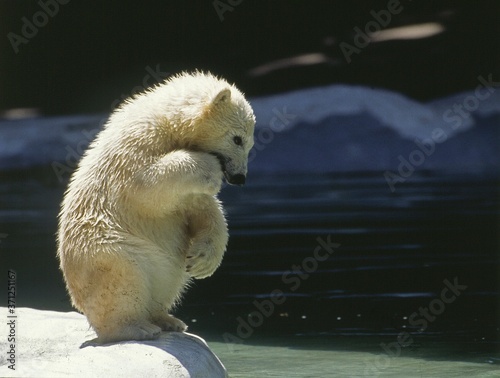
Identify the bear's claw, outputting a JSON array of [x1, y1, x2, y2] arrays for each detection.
[[185, 242, 220, 278]]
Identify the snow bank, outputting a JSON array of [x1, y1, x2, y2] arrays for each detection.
[[0, 84, 498, 176]]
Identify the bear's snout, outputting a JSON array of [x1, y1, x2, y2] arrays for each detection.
[[226, 173, 246, 186], [209, 152, 246, 186]]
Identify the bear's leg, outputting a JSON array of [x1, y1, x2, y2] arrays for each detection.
[[185, 195, 229, 279], [148, 263, 190, 332], [75, 257, 162, 343]]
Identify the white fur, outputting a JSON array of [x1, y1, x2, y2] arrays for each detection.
[[57, 72, 255, 342]]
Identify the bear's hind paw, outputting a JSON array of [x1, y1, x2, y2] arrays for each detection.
[[153, 314, 188, 332], [97, 322, 162, 343]]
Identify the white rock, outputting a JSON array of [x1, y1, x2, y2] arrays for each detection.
[[0, 307, 227, 378]]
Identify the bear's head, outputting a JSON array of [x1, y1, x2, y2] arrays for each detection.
[[202, 87, 255, 186], [175, 74, 255, 186], [149, 72, 255, 186]]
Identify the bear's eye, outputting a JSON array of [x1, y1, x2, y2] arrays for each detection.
[[233, 136, 243, 146]]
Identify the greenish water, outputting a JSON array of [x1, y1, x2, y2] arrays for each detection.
[[206, 335, 499, 377]]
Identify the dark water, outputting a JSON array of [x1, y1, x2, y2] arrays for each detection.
[[1, 170, 499, 374]]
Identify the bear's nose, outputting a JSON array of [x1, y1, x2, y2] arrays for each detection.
[[227, 174, 246, 186]]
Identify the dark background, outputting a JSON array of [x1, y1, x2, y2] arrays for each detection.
[[1, 0, 499, 116], [0, 2, 499, 369]]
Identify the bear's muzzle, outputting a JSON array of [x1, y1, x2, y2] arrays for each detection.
[[209, 151, 246, 186], [225, 173, 246, 186]]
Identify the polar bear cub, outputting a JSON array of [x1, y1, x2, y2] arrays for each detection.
[[57, 72, 255, 343]]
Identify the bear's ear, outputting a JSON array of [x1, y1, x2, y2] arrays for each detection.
[[211, 88, 231, 106]]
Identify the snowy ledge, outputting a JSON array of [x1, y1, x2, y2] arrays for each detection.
[[0, 307, 227, 378], [0, 83, 499, 175]]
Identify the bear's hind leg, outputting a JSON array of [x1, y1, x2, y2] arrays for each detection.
[[87, 299, 163, 343], [79, 257, 161, 343]]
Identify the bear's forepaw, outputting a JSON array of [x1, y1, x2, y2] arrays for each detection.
[[185, 238, 223, 279], [193, 152, 224, 195]]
